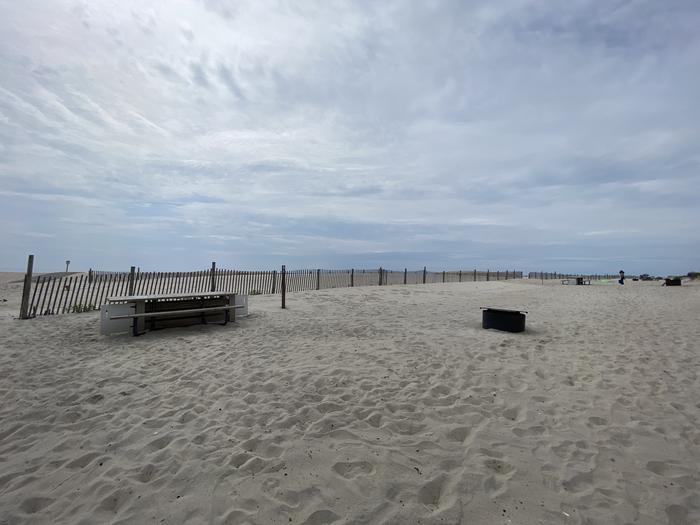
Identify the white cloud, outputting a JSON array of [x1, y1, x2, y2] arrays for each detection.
[[0, 0, 699, 273]]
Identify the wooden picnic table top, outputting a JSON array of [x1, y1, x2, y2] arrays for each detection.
[[480, 306, 528, 314], [106, 291, 236, 303]]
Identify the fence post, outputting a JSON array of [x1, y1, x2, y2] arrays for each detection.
[[281, 265, 286, 308], [271, 270, 277, 294], [19, 254, 34, 319], [487, 269, 490, 281], [351, 268, 354, 287], [459, 270, 462, 282], [378, 267, 383, 286], [505, 270, 509, 280], [128, 266, 136, 296], [210, 262, 216, 291], [404, 268, 407, 285], [88, 268, 93, 284], [423, 266, 427, 284], [473, 269, 476, 281], [316, 269, 320, 290]]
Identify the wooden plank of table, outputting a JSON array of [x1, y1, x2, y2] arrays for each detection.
[[112, 304, 243, 320], [106, 291, 236, 303]]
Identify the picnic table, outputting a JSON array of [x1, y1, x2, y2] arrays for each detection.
[[101, 291, 244, 336], [561, 277, 591, 285]]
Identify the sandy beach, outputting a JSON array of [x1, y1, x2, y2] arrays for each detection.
[[1, 278, 699, 524]]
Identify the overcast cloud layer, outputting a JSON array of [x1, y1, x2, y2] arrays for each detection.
[[1, 0, 699, 274]]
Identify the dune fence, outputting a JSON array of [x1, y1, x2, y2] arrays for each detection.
[[528, 272, 616, 280], [18, 257, 523, 318]]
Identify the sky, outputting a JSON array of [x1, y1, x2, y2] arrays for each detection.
[[1, 0, 699, 275]]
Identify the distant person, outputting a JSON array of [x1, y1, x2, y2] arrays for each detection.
[[618, 270, 625, 285]]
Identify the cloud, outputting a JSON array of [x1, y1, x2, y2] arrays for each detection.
[[216, 63, 245, 99], [189, 61, 210, 87], [0, 0, 699, 273]]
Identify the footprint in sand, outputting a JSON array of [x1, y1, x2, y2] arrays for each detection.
[[137, 463, 157, 483], [147, 434, 173, 451], [332, 461, 374, 479], [484, 458, 515, 476], [512, 425, 545, 437], [302, 509, 341, 524], [20, 496, 54, 514], [646, 460, 689, 478], [665, 504, 689, 525], [66, 451, 103, 469], [587, 416, 608, 427], [446, 426, 470, 442], [562, 470, 593, 493], [502, 407, 520, 421], [418, 475, 446, 509]]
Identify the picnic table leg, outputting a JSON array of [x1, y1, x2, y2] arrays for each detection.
[[224, 294, 233, 325], [133, 302, 146, 336], [147, 301, 155, 333]]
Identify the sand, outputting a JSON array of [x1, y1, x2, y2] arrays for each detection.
[[0, 278, 699, 524]]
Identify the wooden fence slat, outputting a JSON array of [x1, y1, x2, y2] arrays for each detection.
[[114, 272, 124, 297], [36, 276, 49, 315], [41, 277, 55, 315], [46, 277, 58, 314], [136, 271, 148, 295], [103, 273, 114, 305], [48, 276, 61, 314], [67, 275, 82, 313], [144, 270, 150, 293], [55, 277, 68, 314], [34, 276, 47, 316], [108, 273, 118, 299], [136, 271, 145, 295], [62, 276, 75, 313], [93, 274, 105, 308], [56, 275, 73, 314], [111, 273, 122, 298], [138, 270, 144, 295], [75, 274, 88, 310], [97, 274, 108, 307], [29, 275, 43, 316], [106, 273, 118, 302], [88, 274, 100, 307]]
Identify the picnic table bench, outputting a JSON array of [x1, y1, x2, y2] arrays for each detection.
[[100, 291, 245, 336], [561, 277, 591, 285]]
